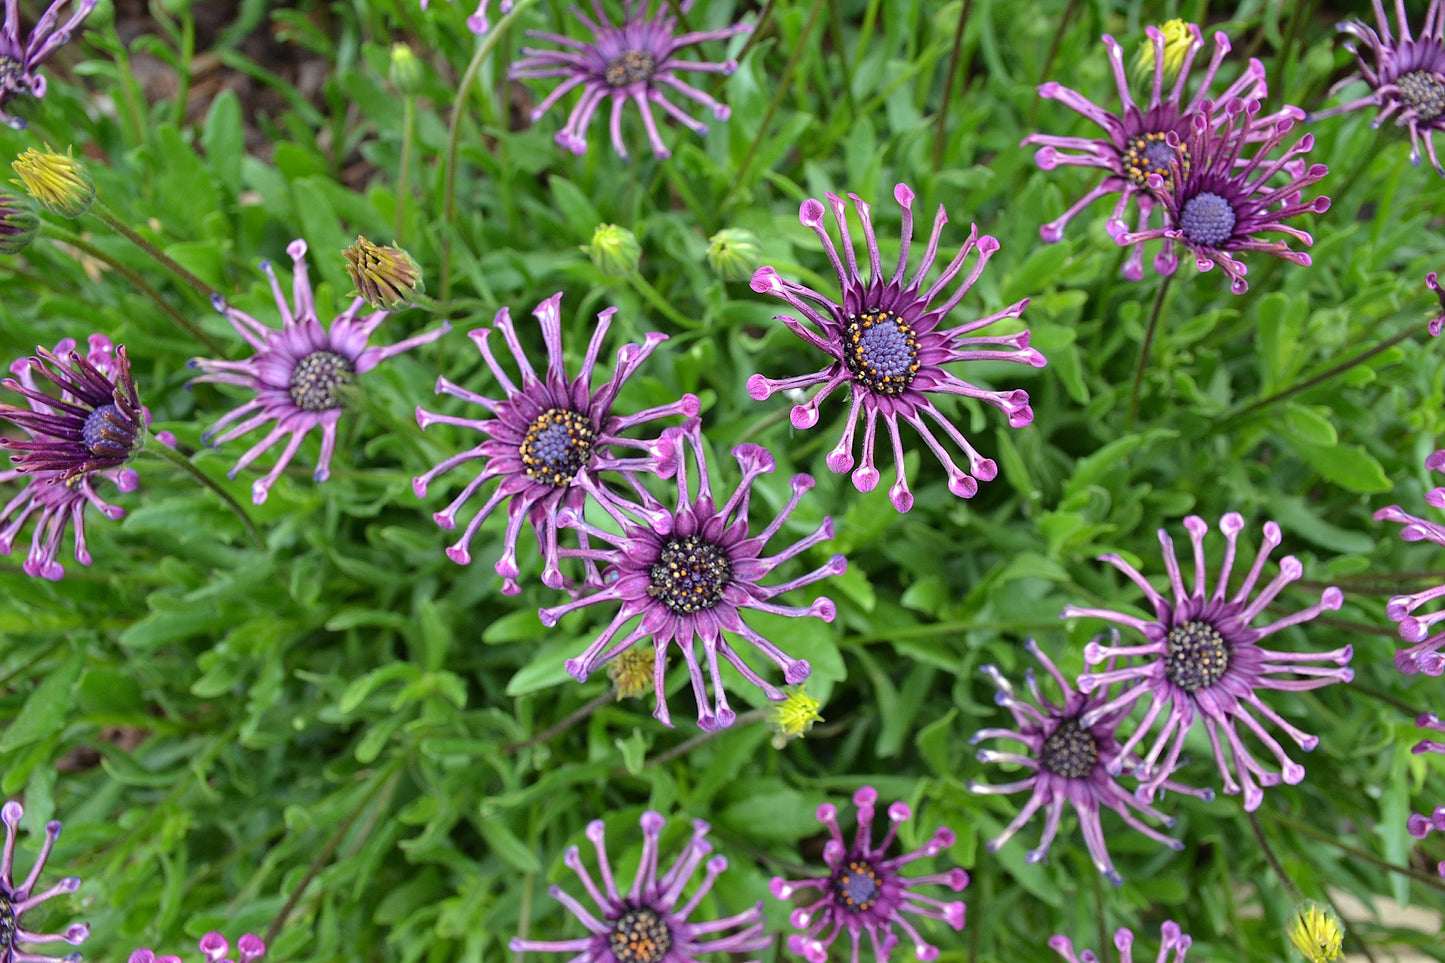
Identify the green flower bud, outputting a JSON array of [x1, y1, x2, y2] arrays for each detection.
[[343, 236, 425, 310], [706, 227, 762, 283], [11, 145, 95, 219], [586, 223, 641, 277], [389, 43, 424, 95], [0, 192, 39, 255], [608, 645, 657, 701], [768, 685, 823, 745]]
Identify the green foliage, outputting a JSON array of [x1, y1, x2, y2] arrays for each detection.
[[0, 0, 1442, 962]]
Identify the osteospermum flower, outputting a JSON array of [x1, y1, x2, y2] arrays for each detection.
[[189, 239, 450, 505], [1116, 97, 1330, 294], [539, 425, 845, 730], [748, 184, 1044, 512], [0, 334, 147, 480], [128, 932, 265, 963], [1024, 24, 1298, 279], [1411, 713, 1445, 878], [0, 336, 172, 580], [510, 0, 751, 159], [510, 811, 768, 963], [968, 638, 1211, 886], [1313, 0, 1445, 173], [414, 292, 697, 595], [769, 786, 967, 963], [0, 0, 97, 130], [0, 801, 89, 962], [418, 0, 509, 34], [1049, 923, 1191, 963], [1063, 514, 1352, 811], [1374, 451, 1445, 675]]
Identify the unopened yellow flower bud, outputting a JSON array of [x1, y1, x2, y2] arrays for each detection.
[[11, 146, 94, 218], [1287, 900, 1344, 963], [586, 223, 641, 278], [769, 686, 823, 743], [0, 192, 39, 255], [343, 236, 425, 309], [1134, 19, 1194, 85], [609, 645, 655, 700], [706, 227, 763, 283], [390, 43, 424, 95]]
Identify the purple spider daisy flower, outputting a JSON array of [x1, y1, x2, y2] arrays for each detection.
[[188, 239, 450, 505], [1049, 923, 1191, 963], [1374, 450, 1445, 675], [539, 424, 845, 730], [128, 932, 265, 963], [418, 0, 510, 34], [747, 184, 1045, 513], [1313, 0, 1445, 173], [1024, 25, 1301, 280], [769, 786, 968, 963], [968, 638, 1212, 886], [414, 292, 698, 595], [1116, 97, 1330, 294], [0, 801, 89, 962], [509, 811, 768, 963], [1428, 271, 1445, 336], [1410, 715, 1445, 877], [510, 0, 751, 160], [0, 0, 98, 130], [1063, 513, 1352, 811]]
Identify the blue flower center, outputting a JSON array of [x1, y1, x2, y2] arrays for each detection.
[[647, 534, 732, 614], [833, 859, 882, 912], [1178, 191, 1237, 247], [608, 907, 672, 963], [1399, 70, 1445, 122], [1039, 718, 1100, 779], [843, 309, 920, 397], [82, 402, 135, 458], [605, 50, 657, 87], [1123, 131, 1189, 189], [289, 350, 354, 412], [1164, 619, 1230, 693], [519, 408, 595, 487]]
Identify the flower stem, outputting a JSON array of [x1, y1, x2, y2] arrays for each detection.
[[144, 441, 265, 551], [1127, 272, 1174, 428], [1219, 326, 1416, 429], [931, 0, 972, 174], [39, 226, 226, 354], [1262, 808, 1445, 894], [395, 95, 416, 243], [89, 199, 217, 301], [726, 0, 825, 207], [628, 271, 698, 330], [439, 0, 538, 302], [500, 691, 612, 754], [1246, 809, 1304, 902]]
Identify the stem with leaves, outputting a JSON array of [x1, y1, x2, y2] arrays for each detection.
[[89, 199, 218, 301], [143, 440, 265, 551]]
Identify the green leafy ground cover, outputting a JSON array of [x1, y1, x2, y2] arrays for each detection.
[[0, 0, 1442, 960]]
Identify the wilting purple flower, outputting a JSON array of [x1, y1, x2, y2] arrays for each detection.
[[0, 0, 98, 130], [189, 239, 450, 505], [1049, 923, 1191, 963], [1374, 451, 1445, 675], [510, 811, 768, 963], [1116, 97, 1330, 294], [128, 932, 265, 963], [414, 292, 697, 595], [1023, 25, 1301, 280], [0, 335, 147, 480], [968, 638, 1211, 886], [747, 184, 1045, 513], [510, 0, 751, 159], [1410, 715, 1445, 877], [418, 0, 509, 34], [1312, 0, 1445, 173], [769, 786, 967, 963], [0, 801, 89, 962], [539, 424, 844, 730], [1063, 513, 1352, 811]]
